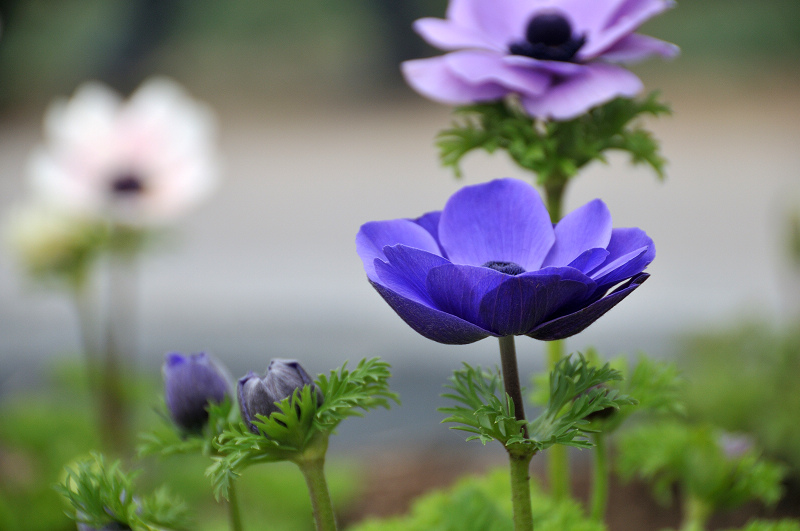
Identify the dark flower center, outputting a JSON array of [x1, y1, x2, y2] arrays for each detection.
[[110, 172, 145, 196], [509, 12, 586, 62], [482, 261, 526, 275]]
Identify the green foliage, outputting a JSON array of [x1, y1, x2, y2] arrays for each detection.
[[349, 468, 605, 531], [680, 323, 800, 477], [138, 398, 236, 459], [441, 355, 635, 452], [730, 520, 800, 531], [208, 358, 398, 500], [616, 421, 785, 512], [56, 452, 190, 531], [437, 93, 670, 184]]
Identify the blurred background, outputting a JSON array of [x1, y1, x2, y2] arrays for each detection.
[[0, 0, 799, 529]]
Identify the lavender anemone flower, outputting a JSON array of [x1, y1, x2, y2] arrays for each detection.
[[402, 0, 678, 120], [356, 178, 653, 345], [163, 352, 230, 433]]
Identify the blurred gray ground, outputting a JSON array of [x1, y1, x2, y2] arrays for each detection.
[[1, 73, 799, 451]]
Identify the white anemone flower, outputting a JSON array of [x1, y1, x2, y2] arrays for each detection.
[[28, 78, 219, 226]]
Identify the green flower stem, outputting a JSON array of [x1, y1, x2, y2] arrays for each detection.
[[543, 178, 567, 223], [227, 480, 244, 531], [499, 336, 528, 435], [546, 339, 570, 501], [680, 495, 712, 531], [298, 457, 337, 531], [498, 336, 535, 531], [589, 432, 608, 522], [509, 450, 535, 531]]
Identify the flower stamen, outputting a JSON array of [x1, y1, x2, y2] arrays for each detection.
[[482, 261, 526, 276], [110, 172, 145, 196], [509, 12, 586, 62]]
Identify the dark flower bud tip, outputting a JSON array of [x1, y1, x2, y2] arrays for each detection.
[[163, 352, 230, 433], [238, 359, 323, 434], [482, 260, 526, 276]]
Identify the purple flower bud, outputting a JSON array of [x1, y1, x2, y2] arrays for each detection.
[[718, 432, 754, 460], [78, 523, 131, 531], [238, 359, 321, 434], [163, 352, 230, 433]]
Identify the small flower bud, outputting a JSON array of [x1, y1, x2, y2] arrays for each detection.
[[238, 359, 322, 434], [163, 352, 230, 433], [718, 432, 754, 460], [78, 523, 131, 531]]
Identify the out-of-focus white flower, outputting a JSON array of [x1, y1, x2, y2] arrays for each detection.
[[28, 78, 219, 226], [4, 203, 106, 283]]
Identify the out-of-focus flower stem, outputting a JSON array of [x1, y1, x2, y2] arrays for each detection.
[[498, 336, 535, 531], [590, 432, 609, 521], [546, 339, 570, 500], [680, 496, 712, 531], [543, 177, 571, 501], [227, 480, 244, 531], [100, 241, 140, 456]]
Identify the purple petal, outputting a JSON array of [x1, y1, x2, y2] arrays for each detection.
[[578, 0, 677, 59], [426, 263, 508, 328], [402, 56, 510, 106], [600, 33, 680, 63], [446, 0, 538, 49], [520, 63, 643, 121], [543, 199, 612, 267], [503, 55, 586, 77], [357, 219, 441, 281], [479, 268, 594, 336], [413, 17, 499, 51], [527, 273, 649, 340], [445, 51, 551, 97], [438, 178, 554, 269], [374, 245, 451, 306], [370, 279, 492, 344], [590, 227, 655, 286], [413, 211, 444, 255], [568, 248, 610, 274]]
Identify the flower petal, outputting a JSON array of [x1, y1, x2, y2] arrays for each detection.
[[578, 0, 677, 59], [527, 273, 649, 340], [357, 219, 441, 281], [589, 227, 655, 287], [402, 56, 510, 106], [375, 244, 451, 306], [478, 268, 594, 336], [600, 33, 680, 63], [543, 199, 612, 267], [413, 17, 499, 51], [568, 248, 610, 274], [413, 211, 445, 256], [520, 63, 643, 121], [426, 264, 507, 328], [438, 178, 554, 269], [370, 280, 492, 344], [446, 0, 539, 49], [444, 51, 551, 97]]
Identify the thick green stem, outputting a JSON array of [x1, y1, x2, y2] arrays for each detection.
[[543, 179, 567, 224], [508, 450, 535, 531], [227, 480, 244, 531], [546, 340, 570, 500], [499, 336, 528, 437], [680, 496, 712, 531], [589, 433, 609, 522], [298, 457, 337, 531]]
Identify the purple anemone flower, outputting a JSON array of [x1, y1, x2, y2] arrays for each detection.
[[163, 352, 230, 433], [356, 178, 653, 345], [402, 0, 678, 120]]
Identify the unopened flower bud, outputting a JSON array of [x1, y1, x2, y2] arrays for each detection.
[[718, 432, 754, 460], [163, 352, 230, 433], [238, 359, 322, 434]]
